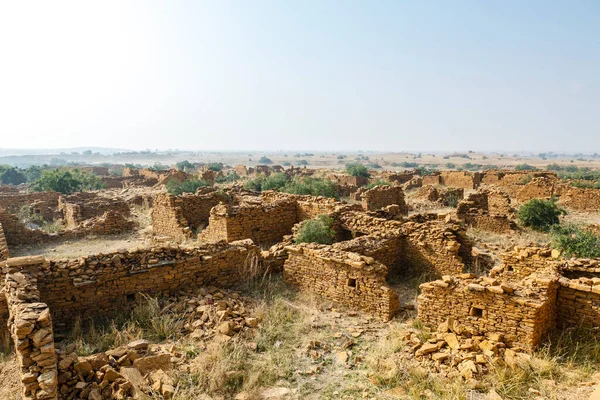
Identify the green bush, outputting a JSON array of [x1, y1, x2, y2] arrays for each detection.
[[297, 160, 309, 166], [166, 178, 211, 196], [551, 225, 600, 258], [517, 198, 565, 231], [206, 162, 223, 172], [33, 169, 104, 194], [0, 165, 26, 185], [258, 156, 272, 164], [515, 163, 536, 171], [345, 163, 369, 178], [293, 215, 335, 245], [176, 160, 195, 171], [283, 177, 338, 199], [366, 163, 382, 169]]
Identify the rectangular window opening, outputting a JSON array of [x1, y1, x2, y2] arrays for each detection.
[[469, 306, 483, 318], [348, 278, 357, 288]]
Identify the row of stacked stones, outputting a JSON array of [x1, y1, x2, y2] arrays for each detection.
[[456, 190, 516, 233], [151, 194, 194, 240], [417, 270, 559, 352], [4, 256, 58, 399], [283, 243, 399, 321], [413, 185, 464, 206], [198, 198, 298, 245], [0, 222, 8, 260], [353, 184, 408, 214]]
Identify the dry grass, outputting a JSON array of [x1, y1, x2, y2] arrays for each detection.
[[364, 320, 600, 400], [65, 294, 184, 356]]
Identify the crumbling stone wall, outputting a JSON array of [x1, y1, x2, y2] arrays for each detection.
[[338, 212, 471, 276], [490, 247, 556, 280], [358, 185, 408, 214], [514, 177, 556, 203], [284, 244, 399, 321], [422, 175, 441, 186], [556, 259, 600, 328], [414, 186, 464, 206], [58, 192, 130, 229], [0, 207, 58, 246], [151, 194, 192, 240], [440, 171, 481, 189], [559, 187, 600, 212], [417, 272, 559, 351], [332, 236, 403, 276], [152, 191, 232, 241], [457, 191, 516, 233], [3, 256, 58, 399], [0, 222, 8, 261], [199, 199, 298, 246], [4, 240, 259, 332], [383, 171, 416, 184], [0, 192, 61, 221]]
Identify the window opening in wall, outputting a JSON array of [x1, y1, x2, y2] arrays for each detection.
[[507, 265, 514, 272], [126, 293, 136, 303], [348, 278, 357, 288], [469, 306, 483, 318]]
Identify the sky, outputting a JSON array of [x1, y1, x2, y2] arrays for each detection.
[[0, 1, 598, 152]]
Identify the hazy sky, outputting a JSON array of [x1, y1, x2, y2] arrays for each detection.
[[0, 1, 598, 152]]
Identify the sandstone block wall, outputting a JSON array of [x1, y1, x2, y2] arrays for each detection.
[[151, 193, 193, 240], [58, 193, 130, 229], [198, 199, 298, 246], [0, 192, 61, 221], [338, 212, 471, 276], [4, 240, 259, 331], [332, 236, 403, 276], [359, 185, 408, 214], [457, 191, 516, 233], [0, 222, 8, 261], [559, 187, 600, 212], [555, 259, 600, 328], [3, 257, 58, 399], [422, 175, 441, 186], [440, 171, 481, 189], [417, 273, 558, 351], [0, 207, 59, 246], [557, 279, 600, 328], [490, 247, 556, 280], [514, 177, 556, 203], [284, 244, 399, 321], [152, 192, 238, 241]]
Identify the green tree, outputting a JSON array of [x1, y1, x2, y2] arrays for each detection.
[[258, 156, 273, 164], [345, 163, 370, 178], [0, 166, 26, 185], [176, 160, 195, 171], [517, 198, 565, 231], [33, 169, 104, 194]]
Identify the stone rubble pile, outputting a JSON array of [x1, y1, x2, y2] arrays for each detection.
[[55, 287, 259, 399], [409, 317, 533, 380]]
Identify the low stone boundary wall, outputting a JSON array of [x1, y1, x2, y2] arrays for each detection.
[[0, 222, 8, 261], [3, 240, 259, 331], [417, 273, 559, 351], [284, 244, 399, 321]]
